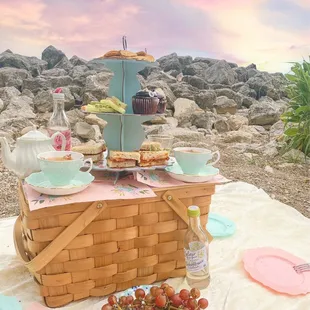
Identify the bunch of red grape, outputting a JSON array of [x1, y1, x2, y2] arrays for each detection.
[[101, 283, 209, 310]]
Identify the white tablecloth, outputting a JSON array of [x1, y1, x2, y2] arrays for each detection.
[[1, 181, 310, 309]]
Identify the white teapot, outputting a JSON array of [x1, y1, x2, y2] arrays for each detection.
[[0, 128, 66, 179]]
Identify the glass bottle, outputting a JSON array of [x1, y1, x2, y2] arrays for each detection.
[[184, 205, 210, 289], [47, 90, 72, 151]]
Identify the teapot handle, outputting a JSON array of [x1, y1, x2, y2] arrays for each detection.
[[51, 132, 66, 151]]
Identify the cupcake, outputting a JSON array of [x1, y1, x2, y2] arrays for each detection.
[[132, 91, 159, 114]]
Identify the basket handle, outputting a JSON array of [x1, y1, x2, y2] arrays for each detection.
[[14, 200, 107, 273], [162, 191, 213, 242]]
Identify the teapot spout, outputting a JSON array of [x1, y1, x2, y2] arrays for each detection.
[[0, 137, 16, 172]]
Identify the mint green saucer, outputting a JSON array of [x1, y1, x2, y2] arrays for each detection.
[[165, 162, 219, 183], [25, 171, 94, 196]]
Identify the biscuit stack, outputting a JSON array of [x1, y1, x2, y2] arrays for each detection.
[[101, 50, 155, 62]]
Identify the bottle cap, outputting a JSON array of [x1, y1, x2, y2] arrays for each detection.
[[187, 205, 200, 217]]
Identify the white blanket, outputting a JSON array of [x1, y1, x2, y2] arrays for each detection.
[[1, 181, 310, 309]]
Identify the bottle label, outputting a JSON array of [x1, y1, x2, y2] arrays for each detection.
[[47, 128, 72, 151], [184, 241, 208, 273]]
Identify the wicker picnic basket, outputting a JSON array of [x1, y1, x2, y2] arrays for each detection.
[[14, 181, 215, 308]]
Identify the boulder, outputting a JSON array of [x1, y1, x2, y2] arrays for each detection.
[[214, 117, 230, 133], [0, 68, 30, 90], [0, 99, 3, 112], [49, 75, 73, 89], [170, 82, 196, 101], [54, 57, 73, 71], [233, 67, 248, 82], [157, 53, 182, 72], [190, 111, 215, 130], [213, 96, 237, 114], [238, 83, 257, 98], [0, 86, 21, 106], [227, 115, 248, 131], [85, 114, 107, 130], [33, 90, 53, 112], [84, 72, 112, 100], [248, 101, 280, 126], [269, 120, 285, 141], [173, 98, 202, 126], [23, 77, 50, 94], [165, 127, 206, 143], [194, 90, 217, 110], [66, 109, 85, 126], [74, 122, 96, 140], [70, 55, 87, 66], [42, 45, 67, 69], [41, 68, 67, 77], [182, 75, 207, 89], [242, 96, 258, 108], [282, 149, 308, 163], [215, 88, 243, 108], [21, 89, 34, 99], [204, 60, 238, 85], [183, 62, 209, 77], [178, 56, 193, 67], [27, 57, 48, 77], [223, 131, 253, 143], [0, 51, 30, 71]]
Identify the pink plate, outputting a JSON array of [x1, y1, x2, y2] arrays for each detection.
[[243, 247, 310, 295]]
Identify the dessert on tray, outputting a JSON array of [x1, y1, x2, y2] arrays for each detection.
[[107, 151, 140, 168], [132, 90, 159, 114], [100, 50, 155, 62], [81, 96, 127, 114], [140, 141, 162, 151], [72, 141, 106, 163]]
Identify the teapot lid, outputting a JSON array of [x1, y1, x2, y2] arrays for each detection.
[[18, 126, 49, 141]]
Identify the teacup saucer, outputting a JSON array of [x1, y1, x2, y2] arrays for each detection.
[[165, 162, 219, 183], [25, 171, 94, 196]]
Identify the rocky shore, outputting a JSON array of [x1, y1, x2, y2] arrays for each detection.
[[0, 46, 309, 218]]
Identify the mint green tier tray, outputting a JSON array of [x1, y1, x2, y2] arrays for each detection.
[[98, 59, 158, 114], [96, 113, 154, 151]]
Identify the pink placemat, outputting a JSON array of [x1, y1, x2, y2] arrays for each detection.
[[134, 170, 231, 188], [23, 175, 156, 211]]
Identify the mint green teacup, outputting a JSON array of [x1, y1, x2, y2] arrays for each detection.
[[173, 147, 220, 175], [37, 151, 93, 186]]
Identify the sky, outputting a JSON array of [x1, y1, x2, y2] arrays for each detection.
[[0, 0, 310, 73]]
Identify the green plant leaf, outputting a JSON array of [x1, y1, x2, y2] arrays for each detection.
[[284, 127, 299, 137]]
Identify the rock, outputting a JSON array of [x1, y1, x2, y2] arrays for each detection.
[[239, 125, 264, 139], [21, 89, 34, 99], [194, 90, 216, 110], [41, 68, 67, 77], [0, 86, 21, 106], [238, 83, 257, 98], [23, 77, 50, 94], [247, 68, 258, 79], [262, 141, 279, 157], [83, 92, 98, 105], [0, 68, 30, 90], [0, 99, 3, 112], [85, 114, 107, 130], [269, 120, 285, 141], [170, 82, 196, 101], [282, 149, 308, 163], [157, 53, 181, 72], [49, 75, 73, 89], [42, 45, 67, 69], [214, 117, 230, 133], [66, 109, 85, 126], [264, 165, 274, 173], [70, 55, 87, 66], [204, 60, 238, 85], [0, 51, 30, 71], [247, 72, 282, 100], [33, 90, 53, 112], [183, 62, 209, 77], [84, 72, 112, 100], [233, 67, 248, 82], [54, 57, 73, 71], [227, 115, 248, 131], [92, 125, 102, 141], [223, 131, 253, 143], [174, 98, 202, 126], [248, 101, 280, 126], [191, 111, 215, 130], [182, 75, 206, 89], [165, 127, 206, 143], [61, 87, 75, 110], [215, 88, 243, 108], [178, 55, 193, 67], [242, 96, 258, 108], [74, 122, 95, 140], [213, 96, 237, 114]]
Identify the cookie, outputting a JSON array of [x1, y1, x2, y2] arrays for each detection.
[[120, 50, 137, 58], [103, 50, 121, 57], [137, 51, 147, 56]]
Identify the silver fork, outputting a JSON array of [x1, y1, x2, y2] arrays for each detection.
[[293, 263, 310, 273]]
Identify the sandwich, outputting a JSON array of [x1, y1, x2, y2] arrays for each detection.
[[139, 151, 169, 167], [72, 141, 106, 163], [107, 151, 140, 168], [140, 141, 162, 151]]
